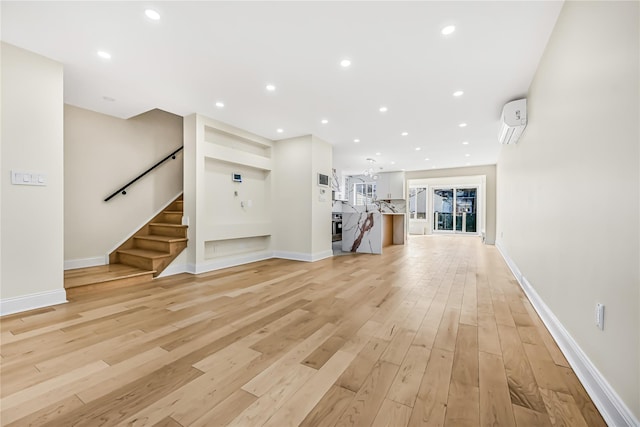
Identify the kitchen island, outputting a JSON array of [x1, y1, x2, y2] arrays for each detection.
[[340, 203, 406, 254]]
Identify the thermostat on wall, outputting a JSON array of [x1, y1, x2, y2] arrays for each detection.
[[317, 173, 329, 187], [232, 173, 242, 183]]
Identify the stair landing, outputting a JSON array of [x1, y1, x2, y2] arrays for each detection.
[[64, 264, 155, 299]]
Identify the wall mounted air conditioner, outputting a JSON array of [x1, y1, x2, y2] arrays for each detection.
[[498, 98, 527, 144]]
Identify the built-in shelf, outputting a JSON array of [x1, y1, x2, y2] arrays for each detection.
[[203, 144, 272, 171], [205, 125, 271, 158]]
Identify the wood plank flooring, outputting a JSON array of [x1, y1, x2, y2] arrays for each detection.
[[0, 236, 606, 426]]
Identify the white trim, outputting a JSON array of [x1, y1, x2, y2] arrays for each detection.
[[272, 251, 313, 262], [0, 289, 68, 316], [183, 248, 335, 275], [191, 251, 273, 275], [64, 256, 107, 270], [311, 249, 334, 262], [495, 240, 640, 427], [273, 249, 334, 263], [157, 263, 188, 278]]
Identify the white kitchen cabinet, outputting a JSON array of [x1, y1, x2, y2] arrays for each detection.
[[375, 171, 405, 200]]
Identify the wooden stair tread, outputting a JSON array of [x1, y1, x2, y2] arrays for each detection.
[[135, 234, 187, 243], [117, 248, 172, 259], [163, 210, 182, 214], [64, 264, 155, 289]]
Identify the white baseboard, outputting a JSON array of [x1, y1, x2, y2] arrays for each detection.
[[272, 249, 333, 262], [0, 289, 68, 316], [273, 251, 312, 262], [190, 251, 274, 275], [183, 248, 335, 275], [310, 249, 334, 262], [157, 263, 188, 278], [495, 240, 640, 427], [64, 256, 107, 270]]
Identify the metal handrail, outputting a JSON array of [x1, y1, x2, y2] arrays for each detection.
[[104, 146, 183, 202]]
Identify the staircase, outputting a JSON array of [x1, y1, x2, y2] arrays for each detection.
[[64, 195, 187, 298]]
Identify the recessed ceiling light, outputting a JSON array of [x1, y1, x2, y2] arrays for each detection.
[[462, 141, 469, 145], [441, 25, 456, 35], [459, 123, 467, 128], [215, 101, 224, 108], [379, 106, 388, 113], [266, 84, 276, 92], [401, 132, 408, 136], [376, 152, 381, 156], [340, 59, 351, 68], [453, 90, 464, 97], [276, 128, 283, 133], [424, 158, 430, 161], [321, 119, 328, 124], [97, 51, 111, 60], [353, 139, 360, 143], [145, 9, 160, 20], [465, 153, 471, 157], [391, 161, 396, 165], [401, 169, 406, 171], [415, 147, 421, 151]]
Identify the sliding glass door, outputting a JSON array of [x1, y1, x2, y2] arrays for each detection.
[[433, 187, 477, 234], [455, 188, 477, 233], [433, 189, 454, 231]]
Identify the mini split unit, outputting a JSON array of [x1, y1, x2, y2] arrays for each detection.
[[498, 98, 527, 144]]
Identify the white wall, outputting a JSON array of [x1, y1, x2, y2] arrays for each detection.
[[310, 136, 333, 257], [64, 106, 183, 267], [0, 43, 66, 312], [183, 114, 199, 268], [272, 135, 333, 260], [406, 165, 497, 244], [273, 136, 312, 255], [496, 1, 639, 422]]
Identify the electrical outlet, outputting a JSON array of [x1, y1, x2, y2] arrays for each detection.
[[595, 303, 605, 330]]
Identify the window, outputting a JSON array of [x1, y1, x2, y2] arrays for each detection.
[[409, 187, 427, 219], [354, 183, 376, 205]]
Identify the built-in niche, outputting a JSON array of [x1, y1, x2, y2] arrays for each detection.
[[185, 113, 275, 270], [203, 158, 271, 228]]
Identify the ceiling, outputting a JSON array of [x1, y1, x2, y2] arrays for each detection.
[[1, 1, 563, 174]]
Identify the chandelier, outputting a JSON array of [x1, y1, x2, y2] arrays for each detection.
[[363, 158, 379, 179]]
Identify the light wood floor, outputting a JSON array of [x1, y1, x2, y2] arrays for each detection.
[[0, 236, 605, 426]]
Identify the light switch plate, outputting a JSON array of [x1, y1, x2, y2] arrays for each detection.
[[595, 303, 605, 330], [11, 170, 47, 186]]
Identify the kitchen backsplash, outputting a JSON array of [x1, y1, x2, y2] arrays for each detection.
[[334, 200, 406, 214]]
